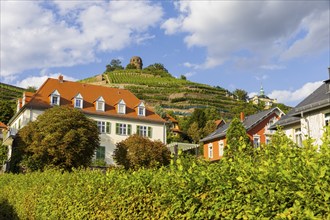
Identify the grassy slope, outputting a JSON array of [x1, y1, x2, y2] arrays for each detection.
[[0, 82, 25, 107], [80, 70, 241, 118]]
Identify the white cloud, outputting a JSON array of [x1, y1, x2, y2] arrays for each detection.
[[1, 1, 163, 80], [259, 65, 286, 70], [281, 10, 329, 60], [162, 1, 329, 70], [16, 73, 77, 89], [184, 72, 196, 78], [268, 81, 323, 105]]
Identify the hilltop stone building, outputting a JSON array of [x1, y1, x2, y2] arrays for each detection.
[[130, 56, 143, 69]]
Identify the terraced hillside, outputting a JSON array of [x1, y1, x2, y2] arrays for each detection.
[[81, 70, 244, 119], [0, 82, 25, 107]]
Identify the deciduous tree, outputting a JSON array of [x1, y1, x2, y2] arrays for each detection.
[[12, 106, 99, 172], [226, 118, 250, 155]]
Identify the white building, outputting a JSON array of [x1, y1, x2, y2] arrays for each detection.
[[271, 69, 330, 146], [3, 76, 166, 167]]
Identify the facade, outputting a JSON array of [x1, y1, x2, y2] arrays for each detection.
[[4, 76, 166, 166], [250, 85, 277, 109], [201, 107, 284, 161], [271, 71, 330, 146]]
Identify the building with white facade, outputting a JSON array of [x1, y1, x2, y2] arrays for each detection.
[[271, 68, 330, 146], [3, 76, 166, 168]]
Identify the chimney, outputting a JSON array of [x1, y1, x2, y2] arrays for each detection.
[[58, 75, 64, 83], [328, 67, 330, 80], [240, 112, 245, 122]]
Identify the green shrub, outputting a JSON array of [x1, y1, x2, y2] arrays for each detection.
[[0, 129, 329, 219]]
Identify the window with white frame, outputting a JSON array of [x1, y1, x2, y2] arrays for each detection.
[[74, 93, 83, 109], [97, 121, 111, 134], [136, 125, 152, 138], [137, 102, 146, 116], [218, 140, 224, 157], [295, 128, 302, 147], [116, 123, 131, 135], [95, 96, 105, 111], [118, 99, 126, 114], [50, 90, 60, 106], [266, 136, 271, 145], [208, 143, 213, 158], [253, 135, 260, 148], [325, 113, 330, 126]]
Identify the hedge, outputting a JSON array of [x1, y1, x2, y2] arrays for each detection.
[[1, 135, 329, 219]]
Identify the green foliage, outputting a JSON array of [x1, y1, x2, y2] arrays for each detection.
[[154, 105, 166, 118], [26, 86, 37, 92], [105, 59, 124, 72], [187, 122, 201, 144], [0, 142, 7, 169], [0, 101, 14, 124], [233, 89, 248, 101], [125, 63, 137, 69], [180, 75, 187, 80], [189, 108, 207, 129], [113, 134, 171, 170], [1, 131, 330, 219], [202, 120, 217, 138], [11, 106, 100, 172], [226, 118, 251, 155]]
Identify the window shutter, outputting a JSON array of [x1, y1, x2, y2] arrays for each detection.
[[128, 124, 132, 135], [101, 147, 105, 159], [116, 123, 119, 134], [148, 127, 152, 138], [106, 122, 111, 133]]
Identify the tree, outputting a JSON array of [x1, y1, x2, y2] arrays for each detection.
[[226, 118, 250, 155], [187, 122, 201, 144], [180, 75, 187, 80], [105, 59, 124, 72], [233, 89, 248, 102], [0, 101, 14, 124], [12, 106, 100, 172], [26, 86, 37, 92], [189, 108, 207, 129], [126, 63, 137, 69], [113, 134, 170, 170], [202, 120, 217, 138]]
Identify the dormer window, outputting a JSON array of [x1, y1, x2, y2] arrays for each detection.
[[74, 93, 83, 109], [50, 90, 60, 106], [137, 102, 145, 116], [118, 99, 126, 114], [95, 96, 105, 111]]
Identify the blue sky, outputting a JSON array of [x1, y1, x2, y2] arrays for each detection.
[[1, 0, 329, 107]]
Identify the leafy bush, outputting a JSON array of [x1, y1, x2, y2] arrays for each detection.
[[1, 128, 329, 219], [113, 134, 171, 170]]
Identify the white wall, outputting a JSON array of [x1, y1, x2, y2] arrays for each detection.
[[90, 114, 166, 164], [9, 108, 166, 165], [302, 111, 329, 146]]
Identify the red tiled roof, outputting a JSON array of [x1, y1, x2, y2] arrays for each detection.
[[0, 122, 7, 129], [24, 77, 165, 123]]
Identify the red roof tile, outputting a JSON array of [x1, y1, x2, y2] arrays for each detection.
[[24, 77, 165, 123]]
